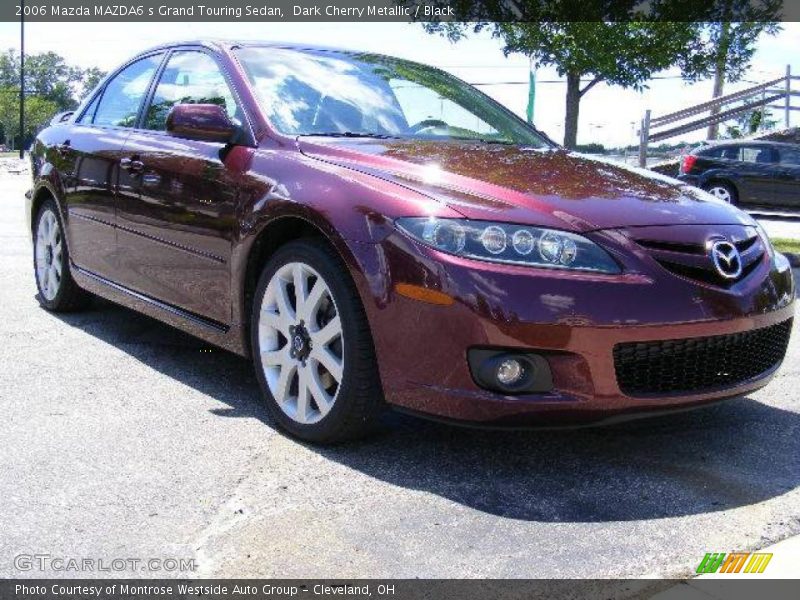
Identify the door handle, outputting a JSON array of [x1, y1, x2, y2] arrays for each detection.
[[120, 157, 144, 173]]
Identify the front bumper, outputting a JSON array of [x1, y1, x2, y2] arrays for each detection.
[[351, 230, 795, 426]]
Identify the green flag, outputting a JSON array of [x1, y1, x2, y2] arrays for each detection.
[[526, 59, 536, 125]]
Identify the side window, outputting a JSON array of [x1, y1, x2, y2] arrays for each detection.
[[144, 51, 237, 131], [700, 146, 723, 158], [93, 54, 162, 128], [741, 146, 776, 164], [77, 93, 101, 124], [777, 147, 800, 166], [720, 146, 741, 161]]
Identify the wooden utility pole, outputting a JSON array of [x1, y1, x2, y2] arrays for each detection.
[[786, 64, 792, 129], [19, 0, 24, 159], [638, 110, 650, 168]]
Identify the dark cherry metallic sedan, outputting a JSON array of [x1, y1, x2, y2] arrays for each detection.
[[28, 41, 795, 443]]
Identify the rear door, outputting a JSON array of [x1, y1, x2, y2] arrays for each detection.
[[114, 49, 247, 324], [773, 145, 800, 208], [737, 145, 779, 206], [61, 54, 163, 278]]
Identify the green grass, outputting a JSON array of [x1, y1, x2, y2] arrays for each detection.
[[771, 237, 800, 255]]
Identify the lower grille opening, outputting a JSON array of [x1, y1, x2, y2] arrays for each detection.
[[613, 319, 793, 397]]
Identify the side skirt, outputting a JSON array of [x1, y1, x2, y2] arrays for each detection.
[[71, 264, 250, 357]]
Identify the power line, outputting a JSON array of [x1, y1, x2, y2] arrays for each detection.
[[468, 76, 760, 86]]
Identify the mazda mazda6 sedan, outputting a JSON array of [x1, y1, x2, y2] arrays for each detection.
[[27, 41, 795, 443]]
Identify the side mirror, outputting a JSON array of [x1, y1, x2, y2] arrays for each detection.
[[166, 103, 238, 144]]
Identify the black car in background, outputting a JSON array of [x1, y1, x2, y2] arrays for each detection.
[[677, 140, 800, 208]]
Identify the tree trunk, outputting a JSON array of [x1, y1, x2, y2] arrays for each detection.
[[707, 23, 730, 141], [564, 71, 581, 149]]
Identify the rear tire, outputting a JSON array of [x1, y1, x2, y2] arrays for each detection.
[[703, 181, 737, 205], [250, 239, 384, 444], [33, 199, 92, 312]]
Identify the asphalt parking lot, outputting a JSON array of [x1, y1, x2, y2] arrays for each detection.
[[1, 167, 798, 583]]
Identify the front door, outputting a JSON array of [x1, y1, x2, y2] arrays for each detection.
[[114, 50, 247, 325]]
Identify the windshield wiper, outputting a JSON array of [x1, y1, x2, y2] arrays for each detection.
[[301, 131, 402, 139]]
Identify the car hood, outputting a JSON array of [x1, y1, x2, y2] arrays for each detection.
[[297, 138, 755, 232]]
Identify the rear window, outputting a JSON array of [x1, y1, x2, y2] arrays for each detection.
[[699, 146, 740, 160]]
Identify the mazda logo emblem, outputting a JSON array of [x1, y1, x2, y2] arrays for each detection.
[[293, 335, 305, 351], [710, 240, 742, 280]]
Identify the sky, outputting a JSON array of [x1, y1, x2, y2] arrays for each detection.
[[0, 21, 797, 148]]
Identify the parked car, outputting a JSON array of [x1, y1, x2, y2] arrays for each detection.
[[678, 140, 800, 207], [27, 41, 795, 443]]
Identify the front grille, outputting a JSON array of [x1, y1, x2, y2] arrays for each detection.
[[613, 319, 793, 397], [655, 255, 761, 287], [634, 228, 764, 288]]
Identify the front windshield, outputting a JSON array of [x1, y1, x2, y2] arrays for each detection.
[[235, 46, 551, 147]]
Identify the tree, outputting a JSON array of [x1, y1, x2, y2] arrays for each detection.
[[0, 87, 58, 149], [0, 48, 106, 147], [23, 51, 82, 109], [414, 2, 699, 148], [24, 96, 60, 140], [678, 3, 782, 139], [0, 49, 17, 88], [79, 67, 106, 99], [0, 87, 19, 148], [494, 22, 699, 148], [0, 48, 107, 111], [723, 107, 778, 138]]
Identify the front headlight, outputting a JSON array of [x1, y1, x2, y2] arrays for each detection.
[[396, 218, 621, 274], [754, 222, 775, 260]]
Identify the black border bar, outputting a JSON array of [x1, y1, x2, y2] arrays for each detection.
[[2, 580, 800, 600], [4, 0, 800, 22]]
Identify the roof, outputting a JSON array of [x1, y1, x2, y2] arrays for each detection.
[[702, 139, 799, 148], [132, 39, 373, 57]]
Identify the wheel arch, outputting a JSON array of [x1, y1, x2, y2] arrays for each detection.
[[236, 212, 373, 358], [29, 180, 63, 234]]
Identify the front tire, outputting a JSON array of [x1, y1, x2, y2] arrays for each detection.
[[250, 239, 384, 443], [33, 199, 91, 312]]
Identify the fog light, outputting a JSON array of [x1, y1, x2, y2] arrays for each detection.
[[496, 358, 524, 385], [468, 349, 554, 395]]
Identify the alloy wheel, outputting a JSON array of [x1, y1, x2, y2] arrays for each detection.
[[707, 185, 732, 203], [35, 209, 63, 301], [257, 262, 344, 425]]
